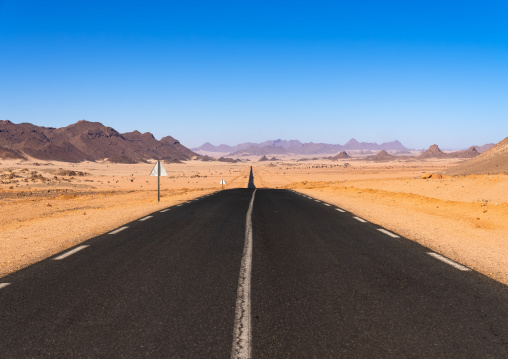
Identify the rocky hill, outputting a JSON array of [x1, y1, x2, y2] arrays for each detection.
[[364, 150, 397, 162], [444, 137, 508, 175], [418, 144, 448, 159], [448, 146, 479, 158], [0, 120, 197, 163], [325, 151, 350, 160], [418, 144, 480, 159]]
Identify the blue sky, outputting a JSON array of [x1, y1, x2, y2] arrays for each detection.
[[1, 1, 507, 149]]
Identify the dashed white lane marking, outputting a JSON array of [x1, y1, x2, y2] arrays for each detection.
[[231, 189, 257, 359], [377, 228, 400, 238], [427, 252, 471, 271], [315, 200, 321, 202], [53, 245, 89, 260], [176, 204, 182, 206], [160, 209, 171, 213], [353, 216, 367, 223], [139, 216, 153, 221], [109, 226, 129, 235], [0, 283, 11, 289], [324, 203, 331, 207], [335, 208, 346, 213]]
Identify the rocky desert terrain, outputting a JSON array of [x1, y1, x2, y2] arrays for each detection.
[[1, 134, 507, 288]]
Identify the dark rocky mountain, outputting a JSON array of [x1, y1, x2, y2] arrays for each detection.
[[0, 120, 198, 163], [419, 144, 480, 159], [418, 144, 448, 159], [194, 138, 410, 156]]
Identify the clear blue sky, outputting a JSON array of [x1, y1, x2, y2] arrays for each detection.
[[1, 1, 507, 149]]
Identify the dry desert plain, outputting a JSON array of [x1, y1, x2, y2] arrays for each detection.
[[1, 157, 507, 286]]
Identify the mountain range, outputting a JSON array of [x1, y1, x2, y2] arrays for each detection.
[[0, 120, 197, 163], [193, 138, 409, 156], [1, 120, 498, 164]]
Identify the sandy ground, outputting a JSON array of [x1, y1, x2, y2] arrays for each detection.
[[1, 157, 507, 286]]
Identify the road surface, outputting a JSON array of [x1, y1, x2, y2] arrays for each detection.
[[1, 185, 507, 357]]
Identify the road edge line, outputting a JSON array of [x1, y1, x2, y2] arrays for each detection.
[[377, 228, 400, 238], [109, 226, 129, 235], [52, 245, 89, 261], [427, 252, 471, 271]]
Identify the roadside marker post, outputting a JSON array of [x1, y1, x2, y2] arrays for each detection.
[[150, 160, 168, 202], [220, 179, 227, 190]]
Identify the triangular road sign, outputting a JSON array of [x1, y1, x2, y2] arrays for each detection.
[[150, 161, 168, 176]]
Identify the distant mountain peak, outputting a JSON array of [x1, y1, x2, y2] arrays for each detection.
[[345, 138, 359, 145]]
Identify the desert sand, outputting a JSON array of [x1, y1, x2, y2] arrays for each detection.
[[1, 157, 507, 286]]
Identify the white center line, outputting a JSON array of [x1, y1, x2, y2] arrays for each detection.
[[377, 228, 400, 238], [353, 216, 368, 223], [109, 226, 129, 235], [0, 283, 11, 289], [315, 200, 321, 202], [324, 203, 331, 206], [231, 189, 256, 359], [335, 208, 346, 213], [139, 216, 153, 221], [160, 209, 171, 213], [53, 245, 89, 260], [427, 252, 471, 271]]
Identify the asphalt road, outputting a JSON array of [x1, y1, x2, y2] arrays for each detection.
[[1, 186, 507, 358]]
